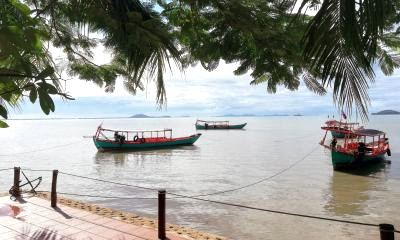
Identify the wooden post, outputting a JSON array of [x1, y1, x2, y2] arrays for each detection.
[[13, 167, 20, 197], [51, 170, 58, 208], [379, 224, 395, 240], [158, 189, 166, 240]]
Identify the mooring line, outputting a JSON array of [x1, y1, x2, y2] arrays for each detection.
[[0, 168, 14, 172], [166, 192, 388, 229], [0, 140, 84, 157], [58, 171, 160, 192], [57, 192, 157, 200], [21, 144, 320, 199], [176, 145, 320, 198]]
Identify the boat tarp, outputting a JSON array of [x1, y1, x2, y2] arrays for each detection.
[[354, 129, 385, 136]]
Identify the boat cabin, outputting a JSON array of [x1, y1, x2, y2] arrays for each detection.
[[338, 129, 388, 154]]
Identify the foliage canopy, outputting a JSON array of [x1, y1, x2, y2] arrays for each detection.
[[0, 0, 180, 127], [1, 0, 400, 127]]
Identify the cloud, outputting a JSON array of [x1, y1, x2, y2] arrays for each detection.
[[9, 58, 400, 118]]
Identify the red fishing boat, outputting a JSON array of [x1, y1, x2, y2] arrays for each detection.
[[320, 128, 391, 170]]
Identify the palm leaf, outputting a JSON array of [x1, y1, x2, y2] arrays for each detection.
[[303, 73, 327, 95], [302, 0, 395, 120]]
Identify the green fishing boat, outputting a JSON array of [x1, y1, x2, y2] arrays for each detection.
[[93, 126, 201, 151], [195, 120, 247, 130], [320, 128, 391, 170]]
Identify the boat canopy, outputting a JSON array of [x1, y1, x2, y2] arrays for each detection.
[[99, 127, 172, 134], [353, 129, 386, 136], [325, 120, 359, 126], [95, 126, 173, 140], [196, 120, 229, 124]]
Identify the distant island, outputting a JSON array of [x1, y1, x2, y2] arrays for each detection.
[[293, 114, 303, 116], [130, 114, 171, 118], [263, 114, 289, 116], [372, 110, 400, 115], [218, 114, 256, 117]]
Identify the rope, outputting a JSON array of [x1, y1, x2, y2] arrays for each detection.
[[167, 192, 385, 229], [21, 168, 53, 172], [58, 171, 160, 192], [55, 145, 317, 198], [0, 168, 14, 171], [57, 192, 157, 199], [182, 145, 320, 198], [82, 135, 94, 138], [0, 140, 84, 156], [54, 145, 318, 199]]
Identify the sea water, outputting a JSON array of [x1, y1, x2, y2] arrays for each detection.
[[0, 116, 399, 239]]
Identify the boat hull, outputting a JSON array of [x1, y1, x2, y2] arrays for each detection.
[[93, 133, 201, 151], [195, 123, 247, 130], [331, 150, 386, 170]]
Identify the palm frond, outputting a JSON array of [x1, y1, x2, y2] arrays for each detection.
[[302, 0, 395, 120], [303, 73, 327, 95]]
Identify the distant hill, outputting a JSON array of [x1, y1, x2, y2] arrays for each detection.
[[293, 114, 303, 116], [372, 110, 400, 115], [263, 114, 289, 116], [130, 114, 151, 118], [130, 114, 171, 118], [219, 114, 256, 117]]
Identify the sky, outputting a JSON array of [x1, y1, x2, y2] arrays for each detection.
[[9, 46, 400, 119]]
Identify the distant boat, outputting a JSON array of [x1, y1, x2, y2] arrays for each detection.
[[93, 126, 201, 151], [321, 120, 362, 138], [195, 120, 247, 130], [320, 128, 391, 170]]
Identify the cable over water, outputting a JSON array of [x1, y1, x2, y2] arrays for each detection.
[[0, 140, 84, 156], [56, 192, 157, 200], [166, 192, 400, 231], [23, 145, 319, 199], [180, 145, 320, 198], [0, 168, 14, 172], [58, 171, 160, 192], [21, 168, 53, 172]]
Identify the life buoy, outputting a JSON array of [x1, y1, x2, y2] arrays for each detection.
[[140, 138, 146, 143], [134, 135, 139, 142]]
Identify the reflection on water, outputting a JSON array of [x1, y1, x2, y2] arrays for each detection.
[[94, 145, 199, 166], [325, 162, 388, 216]]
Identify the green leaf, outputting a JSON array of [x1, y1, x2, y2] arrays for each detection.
[[38, 88, 55, 114], [45, 83, 58, 94], [11, 1, 31, 15], [0, 80, 20, 102], [36, 66, 54, 80], [0, 120, 9, 128], [29, 85, 37, 103], [0, 105, 7, 119]]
